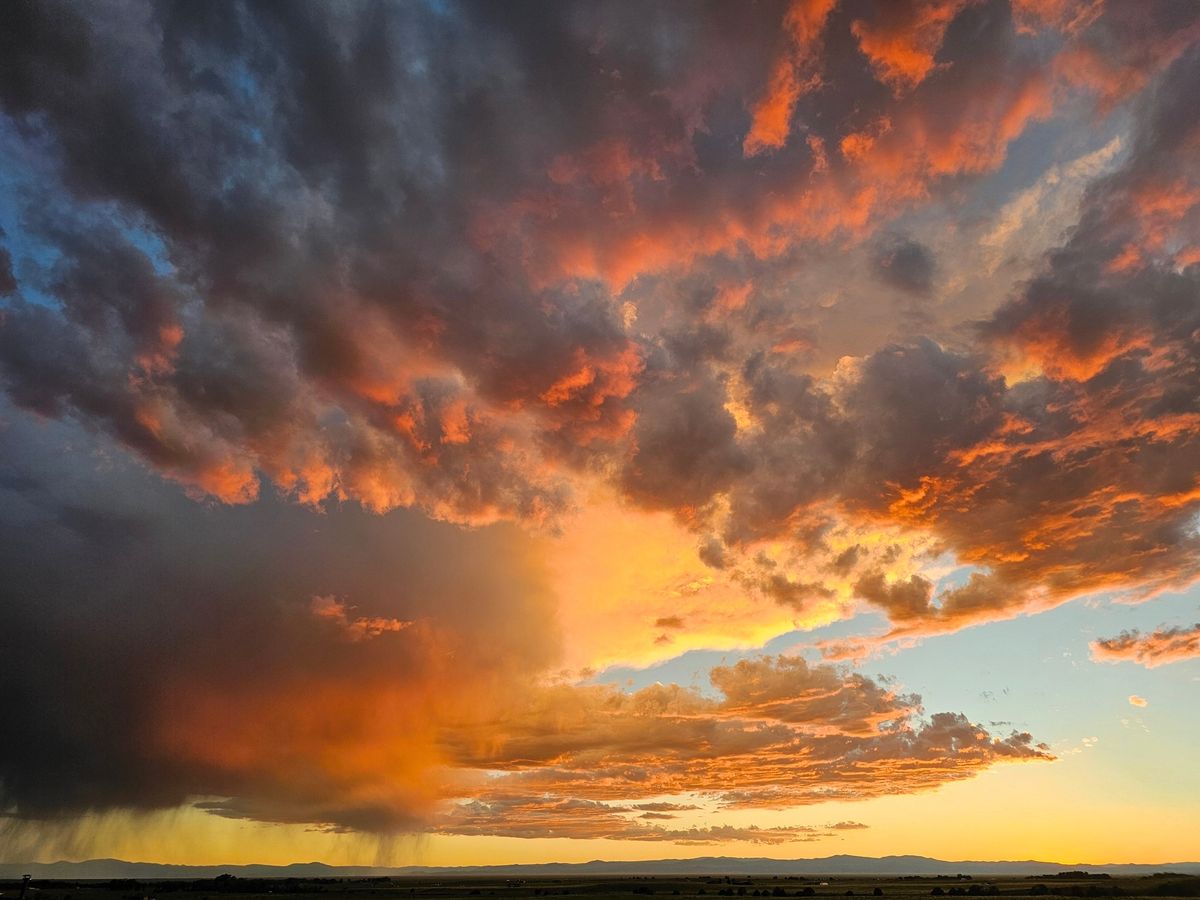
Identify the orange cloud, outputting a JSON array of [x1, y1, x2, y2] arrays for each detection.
[[1011, 0, 1103, 36], [1091, 624, 1200, 668], [851, 0, 970, 96], [159, 676, 451, 831], [507, 21, 1066, 296], [839, 117, 893, 162], [743, 0, 838, 157], [989, 301, 1152, 382], [1052, 14, 1200, 111], [142, 641, 1049, 840], [439, 797, 827, 844], [310, 595, 415, 642], [436, 656, 1049, 839]]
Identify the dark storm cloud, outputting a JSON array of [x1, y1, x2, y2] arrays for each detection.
[[873, 237, 937, 294], [0, 408, 558, 829]]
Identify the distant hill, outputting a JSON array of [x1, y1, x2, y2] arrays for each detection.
[[2, 856, 1199, 880]]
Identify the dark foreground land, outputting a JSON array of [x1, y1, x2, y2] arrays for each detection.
[[3, 873, 1199, 900]]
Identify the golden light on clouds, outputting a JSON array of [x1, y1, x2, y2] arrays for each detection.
[[1, 0, 1199, 871]]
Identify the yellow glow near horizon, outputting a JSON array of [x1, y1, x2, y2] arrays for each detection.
[[7, 757, 1197, 867]]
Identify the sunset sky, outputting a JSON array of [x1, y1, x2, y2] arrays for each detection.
[[2, 0, 1199, 868]]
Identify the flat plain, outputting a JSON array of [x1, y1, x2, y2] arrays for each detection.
[[4, 874, 1199, 900]]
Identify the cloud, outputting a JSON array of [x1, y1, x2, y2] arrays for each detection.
[[439, 797, 825, 844], [743, 0, 838, 156], [1011, 0, 1103, 36], [0, 0, 1196, 850], [851, 0, 970, 96], [310, 595, 414, 642], [873, 237, 937, 294], [714, 46, 1200, 649], [0, 408, 558, 831], [1128, 695, 1148, 708], [828, 820, 870, 830], [0, 229, 15, 296], [434, 655, 1049, 839], [854, 571, 935, 621], [3, 0, 1191, 554], [1091, 624, 1200, 668], [620, 375, 749, 513], [0, 408, 1053, 841]]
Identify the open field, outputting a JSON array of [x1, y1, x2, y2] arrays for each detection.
[[3, 874, 1199, 900]]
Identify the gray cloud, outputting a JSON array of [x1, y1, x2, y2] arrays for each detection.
[[873, 237, 936, 294]]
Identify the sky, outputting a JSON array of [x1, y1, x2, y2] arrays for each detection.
[[1, 0, 1199, 869]]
